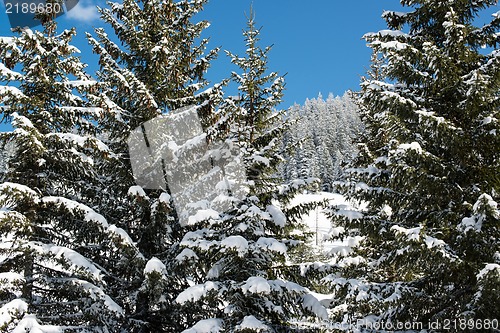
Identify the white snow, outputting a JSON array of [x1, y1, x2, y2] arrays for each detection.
[[144, 257, 166, 275], [423, 235, 446, 249], [391, 225, 422, 241], [221, 235, 249, 256], [266, 204, 286, 227], [207, 262, 222, 279], [335, 207, 363, 221], [236, 316, 269, 331], [251, 155, 270, 166], [128, 185, 149, 199], [50, 133, 86, 146], [49, 133, 110, 153], [0, 37, 15, 46], [159, 192, 171, 203], [70, 279, 124, 315], [11, 112, 34, 128], [32, 243, 102, 280], [187, 209, 219, 225], [477, 263, 500, 280], [374, 29, 408, 37], [481, 116, 494, 125], [0, 62, 22, 79], [175, 248, 199, 262], [42, 196, 108, 227], [242, 276, 271, 295], [0, 86, 26, 99], [151, 45, 162, 53], [0, 182, 39, 204], [182, 318, 223, 333], [0, 299, 28, 327], [396, 142, 423, 154], [176, 281, 218, 304], [391, 225, 445, 248], [41, 196, 135, 246], [0, 272, 24, 284], [370, 40, 409, 51], [181, 230, 218, 251], [459, 194, 499, 232], [11, 314, 62, 333], [382, 10, 407, 18], [302, 294, 329, 320], [107, 225, 135, 245], [271, 279, 306, 294], [287, 192, 366, 254], [65, 79, 97, 87], [255, 237, 287, 255], [474, 194, 498, 216]]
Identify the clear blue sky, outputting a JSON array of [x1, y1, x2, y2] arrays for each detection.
[[0, 0, 497, 109]]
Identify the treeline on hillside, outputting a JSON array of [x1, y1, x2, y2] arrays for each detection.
[[280, 93, 363, 191]]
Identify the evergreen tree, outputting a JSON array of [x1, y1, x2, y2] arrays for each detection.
[[87, 0, 221, 254], [326, 0, 500, 327], [0, 18, 139, 331], [87, 0, 222, 331], [173, 12, 326, 332]]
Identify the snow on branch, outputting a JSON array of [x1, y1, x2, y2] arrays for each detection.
[[176, 281, 219, 304], [182, 318, 223, 333]]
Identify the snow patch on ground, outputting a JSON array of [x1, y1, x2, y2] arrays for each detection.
[[289, 192, 361, 254]]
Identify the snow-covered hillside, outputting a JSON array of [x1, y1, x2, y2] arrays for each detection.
[[289, 192, 363, 255]]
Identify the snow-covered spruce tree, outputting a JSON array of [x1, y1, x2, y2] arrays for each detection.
[[87, 0, 221, 255], [326, 0, 500, 327], [87, 0, 223, 331], [173, 12, 326, 332], [0, 17, 140, 331]]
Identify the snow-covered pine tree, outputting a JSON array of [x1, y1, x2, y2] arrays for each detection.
[[87, 0, 221, 255], [173, 12, 327, 332], [0, 17, 140, 331], [326, 0, 500, 327], [87, 0, 223, 331]]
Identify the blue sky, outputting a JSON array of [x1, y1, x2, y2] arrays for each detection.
[[0, 0, 405, 108], [0, 0, 497, 108]]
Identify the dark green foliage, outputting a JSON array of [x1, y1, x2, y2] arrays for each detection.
[[173, 12, 327, 332], [326, 0, 500, 327], [0, 19, 139, 331]]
